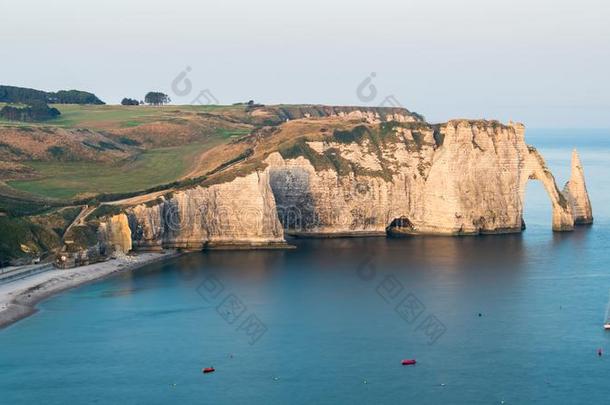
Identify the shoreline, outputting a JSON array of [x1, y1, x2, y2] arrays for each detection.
[[0, 251, 181, 330]]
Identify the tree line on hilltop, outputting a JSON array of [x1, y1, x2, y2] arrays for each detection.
[[0, 85, 105, 105], [0, 84, 105, 122], [0, 84, 176, 123], [121, 92, 171, 106]]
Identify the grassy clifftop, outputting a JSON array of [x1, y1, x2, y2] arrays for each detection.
[[0, 103, 422, 265], [0, 104, 421, 201], [0, 105, 254, 200]]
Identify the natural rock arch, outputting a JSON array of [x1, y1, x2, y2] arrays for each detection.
[[524, 146, 574, 231]]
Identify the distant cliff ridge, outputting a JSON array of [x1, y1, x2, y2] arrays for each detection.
[[59, 107, 591, 264]]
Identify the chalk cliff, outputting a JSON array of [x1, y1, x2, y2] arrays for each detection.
[[81, 110, 591, 257], [110, 171, 284, 251], [267, 120, 576, 236]]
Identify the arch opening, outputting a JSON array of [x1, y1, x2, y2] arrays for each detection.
[[523, 179, 554, 231]]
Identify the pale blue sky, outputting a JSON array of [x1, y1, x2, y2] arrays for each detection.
[[1, 0, 608, 127]]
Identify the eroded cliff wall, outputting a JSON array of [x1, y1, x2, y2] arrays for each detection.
[[266, 124, 436, 235], [98, 171, 285, 253], [267, 120, 577, 236], [91, 117, 591, 257]]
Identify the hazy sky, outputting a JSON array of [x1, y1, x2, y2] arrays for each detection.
[[2, 0, 609, 127]]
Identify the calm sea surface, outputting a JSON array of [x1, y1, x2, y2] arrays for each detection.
[[1, 129, 610, 404]]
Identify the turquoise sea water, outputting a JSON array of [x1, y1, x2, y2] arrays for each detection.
[[1, 129, 609, 404]]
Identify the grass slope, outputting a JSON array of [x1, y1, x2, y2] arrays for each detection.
[[0, 104, 230, 128], [0, 104, 254, 200], [7, 142, 213, 199]]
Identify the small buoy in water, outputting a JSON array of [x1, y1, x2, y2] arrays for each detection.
[[478, 313, 482, 317], [273, 376, 280, 381], [402, 359, 417, 366], [202, 367, 215, 374], [598, 348, 603, 357], [363, 379, 368, 384]]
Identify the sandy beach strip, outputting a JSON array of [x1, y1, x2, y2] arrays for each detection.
[[0, 251, 180, 329]]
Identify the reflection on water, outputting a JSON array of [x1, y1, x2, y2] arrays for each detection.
[[189, 234, 529, 275], [99, 287, 138, 298]]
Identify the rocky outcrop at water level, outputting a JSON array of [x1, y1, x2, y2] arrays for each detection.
[[65, 105, 592, 263]]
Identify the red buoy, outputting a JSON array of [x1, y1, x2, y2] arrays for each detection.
[[202, 367, 215, 374], [401, 359, 417, 366]]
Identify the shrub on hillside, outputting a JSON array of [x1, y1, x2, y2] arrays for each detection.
[[121, 98, 140, 106], [0, 101, 61, 122], [144, 92, 170, 106]]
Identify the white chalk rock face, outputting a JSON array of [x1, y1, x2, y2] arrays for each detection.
[[562, 150, 593, 224], [93, 117, 592, 256], [268, 120, 579, 236], [109, 172, 285, 252], [265, 124, 437, 235], [98, 213, 132, 253], [419, 121, 529, 234]]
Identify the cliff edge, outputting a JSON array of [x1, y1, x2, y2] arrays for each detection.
[[56, 108, 592, 264]]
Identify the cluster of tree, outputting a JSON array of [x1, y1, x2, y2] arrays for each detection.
[[50, 90, 104, 104], [144, 92, 171, 106], [0, 86, 47, 104], [119, 92, 171, 107], [0, 100, 61, 122], [234, 100, 263, 106], [0, 85, 104, 105], [121, 98, 141, 106], [244, 99, 264, 111]]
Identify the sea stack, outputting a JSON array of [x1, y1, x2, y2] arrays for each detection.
[[563, 150, 593, 224]]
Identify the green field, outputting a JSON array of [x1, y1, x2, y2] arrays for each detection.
[[7, 142, 212, 199], [0, 103, 255, 200], [0, 104, 237, 128], [47, 104, 222, 128]]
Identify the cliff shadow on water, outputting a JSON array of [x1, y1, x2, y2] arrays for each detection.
[[145, 234, 532, 284]]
